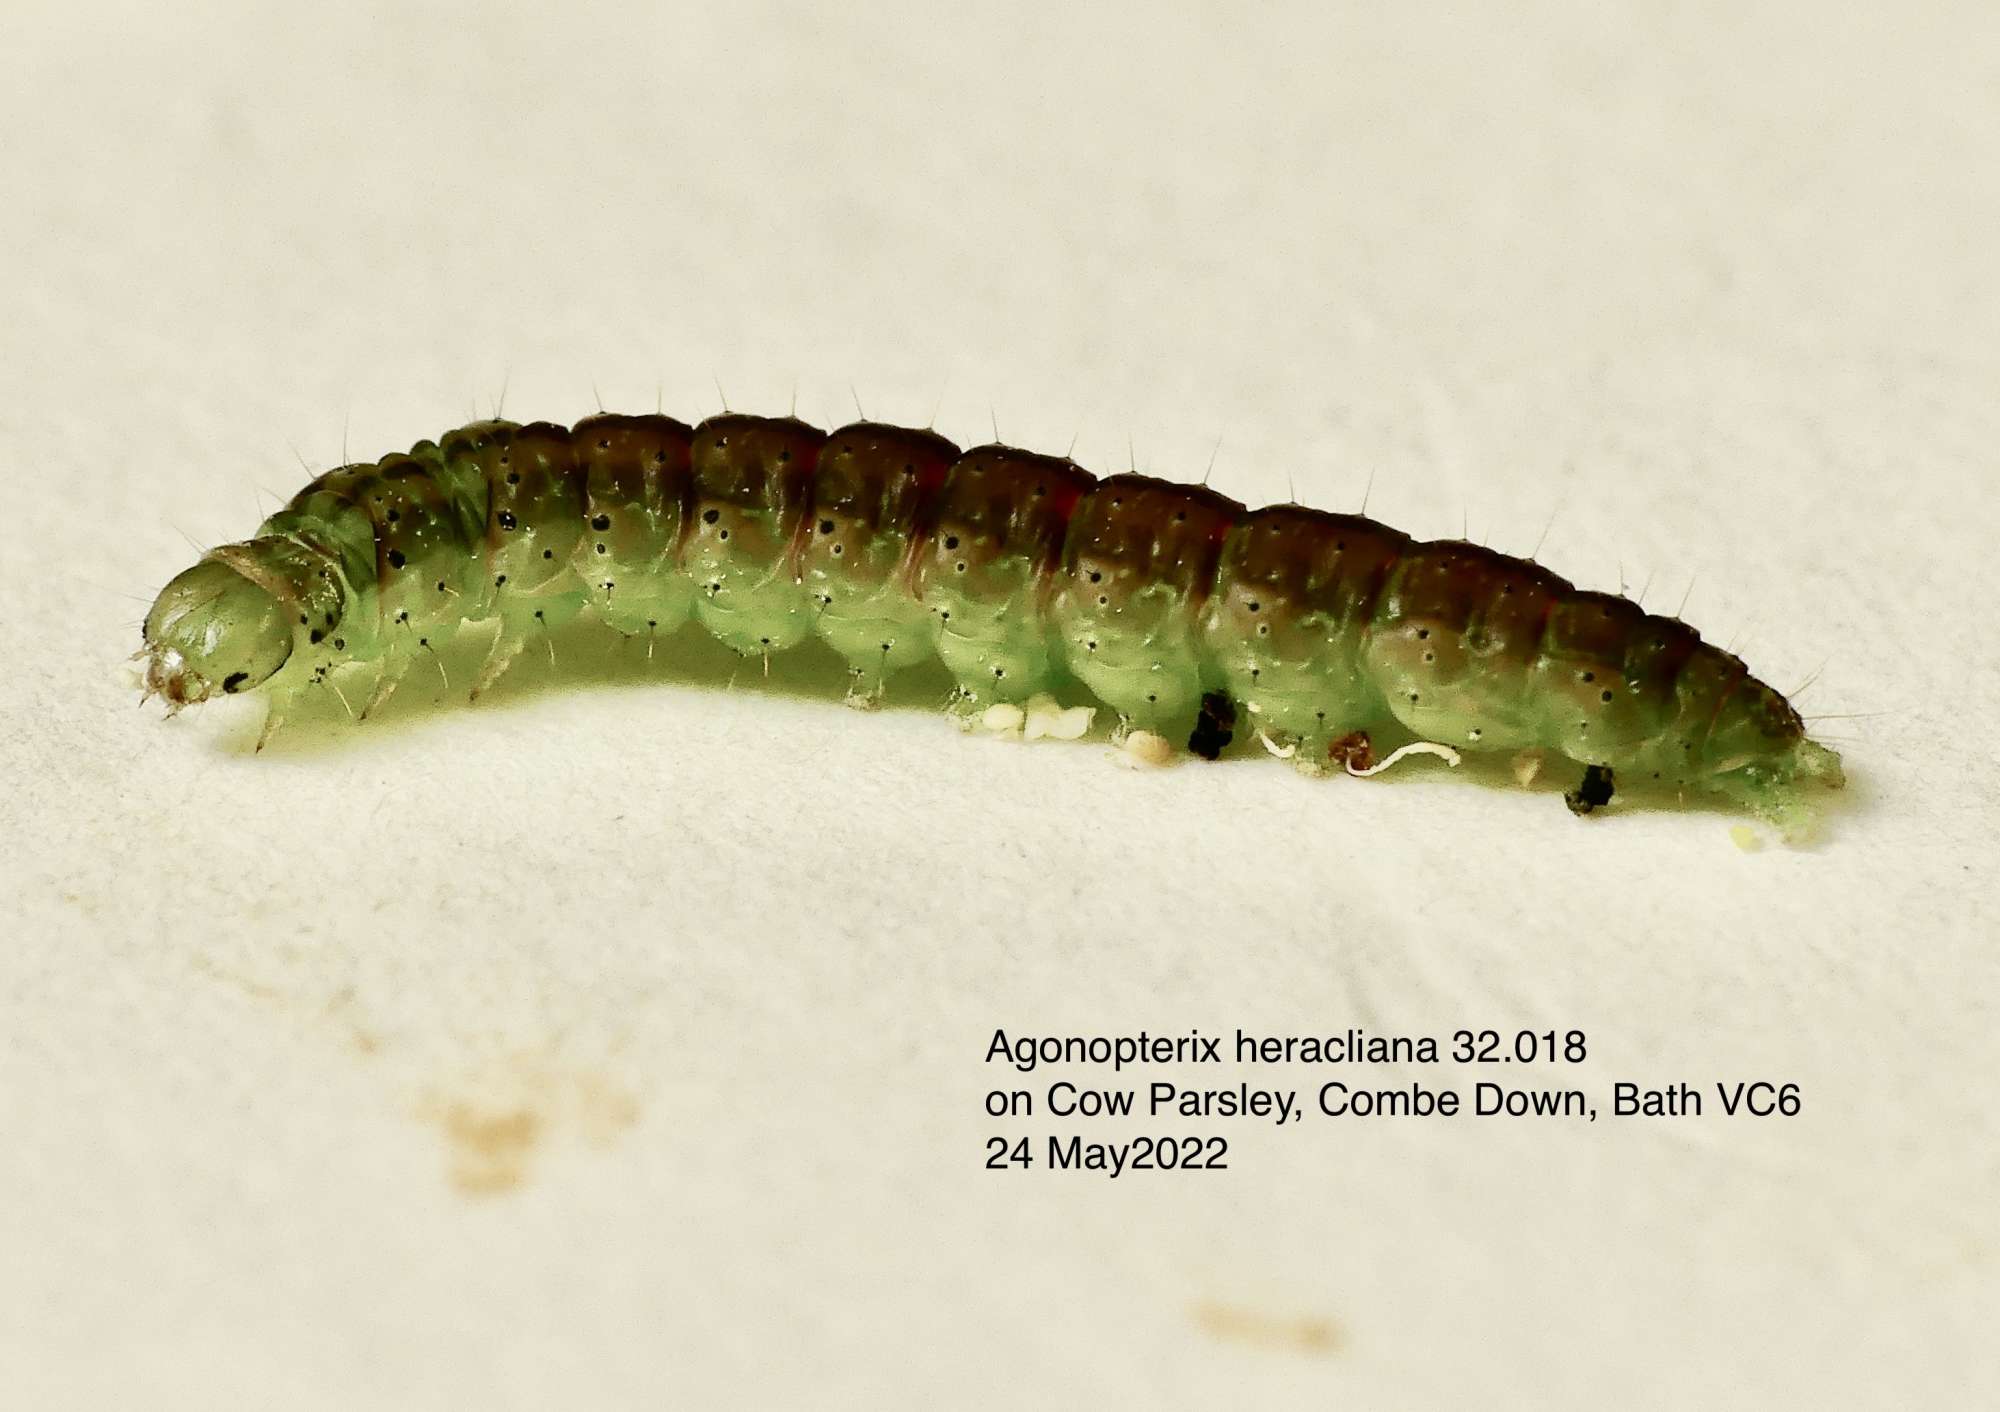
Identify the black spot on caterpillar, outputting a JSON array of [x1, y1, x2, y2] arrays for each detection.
[[139, 407, 1845, 834], [1188, 690, 1237, 761], [1565, 763, 1618, 816]]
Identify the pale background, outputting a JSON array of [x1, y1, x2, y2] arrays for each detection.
[[2, 2, 1995, 1407]]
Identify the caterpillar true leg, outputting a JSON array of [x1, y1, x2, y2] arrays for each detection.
[[361, 650, 412, 719], [470, 630, 527, 702], [255, 686, 298, 752], [255, 666, 342, 751]]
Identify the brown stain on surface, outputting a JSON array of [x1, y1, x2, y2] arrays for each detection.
[[433, 1102, 545, 1195], [418, 1056, 640, 1198], [185, 954, 639, 1197], [1193, 1300, 1342, 1356]]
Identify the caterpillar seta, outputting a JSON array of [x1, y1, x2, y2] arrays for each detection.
[[140, 408, 1845, 835]]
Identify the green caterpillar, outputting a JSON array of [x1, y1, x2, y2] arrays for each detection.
[[140, 409, 1845, 834]]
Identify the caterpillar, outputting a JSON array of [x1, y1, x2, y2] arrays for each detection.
[[140, 408, 1845, 834]]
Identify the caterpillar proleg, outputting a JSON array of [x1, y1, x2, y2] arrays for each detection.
[[141, 408, 1846, 835]]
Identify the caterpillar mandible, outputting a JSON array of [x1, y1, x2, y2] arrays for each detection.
[[139, 408, 1845, 835]]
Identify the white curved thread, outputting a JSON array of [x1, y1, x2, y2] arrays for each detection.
[[1345, 740, 1462, 778], [1256, 729, 1297, 759]]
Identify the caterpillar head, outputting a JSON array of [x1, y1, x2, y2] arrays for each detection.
[[1698, 679, 1846, 838], [142, 560, 294, 708], [1698, 678, 1841, 783]]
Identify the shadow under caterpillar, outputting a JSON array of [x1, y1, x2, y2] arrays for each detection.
[[140, 409, 1845, 835]]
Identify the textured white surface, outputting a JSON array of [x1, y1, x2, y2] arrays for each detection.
[[3, 2, 1995, 1406]]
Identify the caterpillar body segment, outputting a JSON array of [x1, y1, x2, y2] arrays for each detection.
[[1055, 475, 1242, 737], [801, 422, 959, 705], [683, 414, 825, 661], [140, 408, 1846, 832], [921, 447, 1096, 717], [1203, 507, 1413, 771], [568, 412, 696, 643]]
